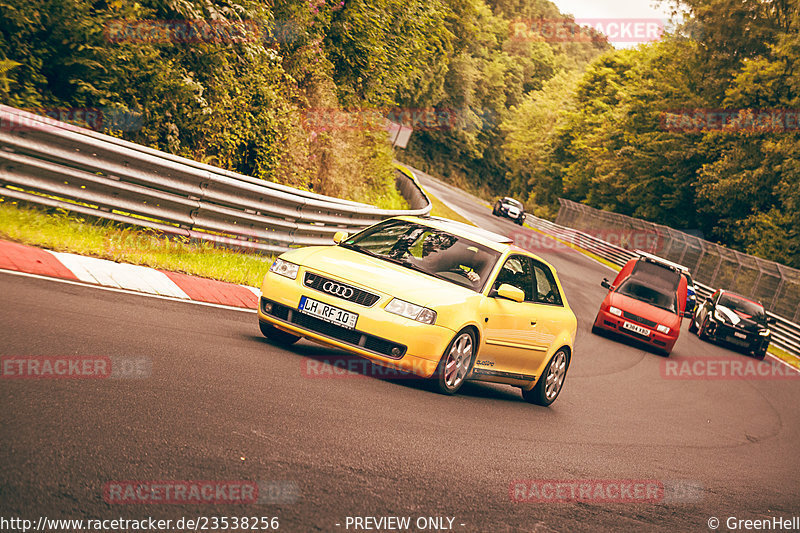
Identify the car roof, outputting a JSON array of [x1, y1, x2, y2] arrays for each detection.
[[635, 250, 690, 273], [399, 215, 513, 251], [628, 267, 681, 293]]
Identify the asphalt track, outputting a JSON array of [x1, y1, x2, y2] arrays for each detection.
[[1, 172, 799, 532]]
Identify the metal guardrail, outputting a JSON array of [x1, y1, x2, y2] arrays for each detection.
[[524, 213, 800, 359], [556, 198, 800, 322], [0, 105, 431, 254]]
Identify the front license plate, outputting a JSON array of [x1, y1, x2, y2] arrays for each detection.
[[298, 296, 358, 329], [734, 331, 747, 339], [622, 321, 651, 337]]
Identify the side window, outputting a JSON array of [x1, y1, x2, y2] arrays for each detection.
[[532, 261, 563, 306], [493, 255, 534, 301]]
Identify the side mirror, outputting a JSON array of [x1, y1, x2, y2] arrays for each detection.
[[333, 231, 348, 244], [497, 283, 525, 303], [767, 316, 776, 325], [601, 278, 612, 290]]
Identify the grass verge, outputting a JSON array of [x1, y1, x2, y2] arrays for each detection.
[[0, 199, 272, 287], [0, 187, 471, 287], [426, 191, 476, 226]]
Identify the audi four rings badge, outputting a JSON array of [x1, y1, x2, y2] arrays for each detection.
[[323, 281, 354, 298]]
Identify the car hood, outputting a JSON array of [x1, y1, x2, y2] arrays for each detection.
[[715, 305, 764, 331], [607, 291, 681, 328], [281, 246, 478, 307]]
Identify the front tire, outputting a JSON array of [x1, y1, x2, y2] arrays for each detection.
[[698, 318, 710, 341], [434, 330, 476, 395], [522, 348, 569, 406], [688, 316, 697, 333], [259, 321, 300, 346], [753, 345, 768, 360]]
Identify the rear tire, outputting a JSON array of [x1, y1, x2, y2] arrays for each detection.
[[259, 321, 300, 346], [434, 329, 476, 395], [522, 348, 569, 406]]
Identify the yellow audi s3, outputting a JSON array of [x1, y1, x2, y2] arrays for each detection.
[[257, 216, 577, 405]]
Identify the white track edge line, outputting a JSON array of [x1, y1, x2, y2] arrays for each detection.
[[0, 268, 257, 314]]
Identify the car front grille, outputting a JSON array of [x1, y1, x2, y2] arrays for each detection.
[[715, 324, 754, 346], [260, 298, 406, 359], [622, 310, 657, 328], [303, 272, 380, 307]]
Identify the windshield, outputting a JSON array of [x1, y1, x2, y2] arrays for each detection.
[[718, 294, 765, 321], [342, 220, 501, 291], [504, 198, 523, 209], [616, 278, 678, 313]]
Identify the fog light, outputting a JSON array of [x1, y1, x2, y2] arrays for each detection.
[[391, 347, 402, 357], [263, 301, 272, 313]]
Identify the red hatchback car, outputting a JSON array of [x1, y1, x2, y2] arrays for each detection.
[[592, 257, 688, 356]]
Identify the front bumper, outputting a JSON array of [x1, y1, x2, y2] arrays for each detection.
[[258, 270, 456, 378], [706, 321, 769, 352], [499, 208, 523, 221], [594, 308, 678, 351]]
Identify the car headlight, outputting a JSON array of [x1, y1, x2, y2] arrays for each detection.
[[656, 324, 670, 334], [269, 258, 299, 280], [608, 306, 622, 317], [385, 298, 437, 325], [713, 309, 726, 322], [759, 329, 770, 336]]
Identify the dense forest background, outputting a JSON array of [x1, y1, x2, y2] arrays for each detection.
[[0, 0, 798, 267]]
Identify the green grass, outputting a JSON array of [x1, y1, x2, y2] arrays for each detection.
[[0, 199, 273, 287], [0, 184, 465, 287], [426, 191, 476, 226], [0, 186, 471, 288]]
